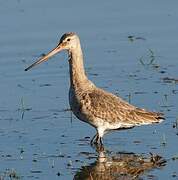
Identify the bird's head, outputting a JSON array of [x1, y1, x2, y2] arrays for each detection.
[[59, 32, 80, 50], [25, 32, 79, 71]]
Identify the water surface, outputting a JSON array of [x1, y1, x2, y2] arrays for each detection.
[[0, 0, 178, 179]]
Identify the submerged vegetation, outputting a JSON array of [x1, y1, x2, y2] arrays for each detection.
[[139, 49, 158, 67], [18, 97, 32, 120], [0, 169, 20, 180]]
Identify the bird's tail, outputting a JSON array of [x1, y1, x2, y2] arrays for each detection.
[[135, 108, 165, 125]]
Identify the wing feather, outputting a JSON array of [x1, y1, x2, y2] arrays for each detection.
[[82, 88, 164, 127]]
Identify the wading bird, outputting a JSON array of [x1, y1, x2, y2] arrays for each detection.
[[25, 32, 164, 148]]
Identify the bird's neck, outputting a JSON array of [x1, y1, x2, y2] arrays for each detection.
[[68, 44, 88, 88]]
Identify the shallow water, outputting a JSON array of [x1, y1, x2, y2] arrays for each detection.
[[0, 0, 178, 179]]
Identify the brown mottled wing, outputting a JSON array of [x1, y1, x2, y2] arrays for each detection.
[[85, 88, 164, 127]]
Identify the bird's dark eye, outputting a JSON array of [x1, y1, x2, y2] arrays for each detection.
[[67, 38, 71, 42]]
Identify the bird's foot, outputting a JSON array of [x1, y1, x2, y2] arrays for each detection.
[[90, 134, 104, 152]]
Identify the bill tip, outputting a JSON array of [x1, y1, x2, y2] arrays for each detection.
[[24, 68, 28, 71]]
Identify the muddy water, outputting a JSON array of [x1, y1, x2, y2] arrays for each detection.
[[0, 0, 178, 179]]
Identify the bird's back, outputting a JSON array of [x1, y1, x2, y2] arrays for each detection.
[[70, 85, 164, 130]]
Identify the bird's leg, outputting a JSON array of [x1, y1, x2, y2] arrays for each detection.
[[99, 137, 103, 146], [94, 136, 104, 151], [90, 128, 105, 151], [97, 128, 104, 145], [98, 136, 104, 147], [90, 133, 98, 145], [91, 136, 104, 151]]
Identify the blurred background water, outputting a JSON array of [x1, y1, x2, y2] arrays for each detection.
[[0, 0, 178, 179]]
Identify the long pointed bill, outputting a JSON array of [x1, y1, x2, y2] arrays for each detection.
[[25, 44, 64, 71]]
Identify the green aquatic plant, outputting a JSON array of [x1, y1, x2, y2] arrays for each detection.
[[18, 97, 32, 120], [163, 77, 178, 84], [173, 118, 178, 129], [128, 93, 131, 104], [0, 169, 20, 180], [139, 49, 159, 67], [172, 154, 178, 161], [160, 133, 167, 146], [128, 35, 146, 42], [173, 118, 178, 135]]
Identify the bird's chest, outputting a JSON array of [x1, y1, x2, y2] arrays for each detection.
[[69, 88, 79, 110], [69, 88, 84, 118], [69, 88, 92, 122]]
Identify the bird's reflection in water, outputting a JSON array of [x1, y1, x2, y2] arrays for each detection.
[[74, 149, 166, 180]]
